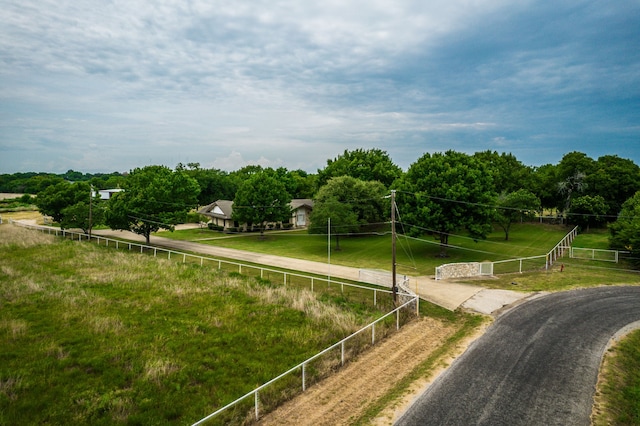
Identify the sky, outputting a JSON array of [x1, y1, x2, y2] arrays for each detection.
[[1, 0, 639, 174]]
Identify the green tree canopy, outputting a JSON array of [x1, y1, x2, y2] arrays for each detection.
[[567, 195, 608, 231], [105, 165, 200, 244], [308, 176, 388, 249], [232, 171, 292, 238], [494, 189, 541, 240], [473, 151, 534, 194], [177, 163, 238, 206], [395, 151, 496, 256], [308, 198, 359, 251], [556, 151, 595, 211], [587, 155, 640, 216], [60, 200, 105, 234], [530, 164, 561, 212], [36, 181, 92, 224], [317, 148, 402, 188], [609, 191, 640, 269]]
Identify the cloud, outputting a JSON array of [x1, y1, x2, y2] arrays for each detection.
[[0, 0, 638, 173]]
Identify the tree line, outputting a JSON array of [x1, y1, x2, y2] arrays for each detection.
[[9, 148, 640, 266]]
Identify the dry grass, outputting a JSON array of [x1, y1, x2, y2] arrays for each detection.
[[0, 319, 28, 339], [0, 210, 42, 222], [143, 358, 181, 384], [0, 224, 54, 247]]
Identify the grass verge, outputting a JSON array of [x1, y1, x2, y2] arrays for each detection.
[[593, 329, 640, 425]]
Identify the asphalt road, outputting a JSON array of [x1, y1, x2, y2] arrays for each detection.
[[396, 286, 640, 426]]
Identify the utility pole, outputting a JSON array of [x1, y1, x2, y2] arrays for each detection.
[[89, 185, 93, 239], [391, 190, 397, 302], [327, 217, 331, 283]]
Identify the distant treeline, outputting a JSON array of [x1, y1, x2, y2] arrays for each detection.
[[2, 150, 640, 219], [0, 171, 126, 194]]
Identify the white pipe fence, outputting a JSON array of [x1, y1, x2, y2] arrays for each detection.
[[435, 226, 580, 279], [570, 247, 620, 262], [11, 221, 396, 306], [544, 226, 579, 269], [191, 297, 417, 425]]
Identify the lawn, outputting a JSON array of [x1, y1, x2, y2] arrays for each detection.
[[0, 225, 404, 425], [157, 223, 574, 276]]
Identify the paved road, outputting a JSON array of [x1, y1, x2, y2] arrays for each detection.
[[396, 286, 640, 426]]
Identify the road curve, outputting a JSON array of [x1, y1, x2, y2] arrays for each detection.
[[396, 286, 640, 426]]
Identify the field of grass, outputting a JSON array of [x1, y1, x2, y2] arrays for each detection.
[[0, 225, 407, 425], [5, 214, 640, 423], [156, 223, 572, 276]]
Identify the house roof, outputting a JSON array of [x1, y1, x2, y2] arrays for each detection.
[[198, 199, 313, 219], [290, 199, 314, 210], [198, 200, 234, 219]]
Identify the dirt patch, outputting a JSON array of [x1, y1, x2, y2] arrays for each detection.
[[0, 211, 41, 223], [0, 193, 24, 200], [257, 317, 459, 426]]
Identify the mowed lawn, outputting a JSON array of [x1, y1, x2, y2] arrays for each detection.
[[158, 223, 573, 276], [0, 225, 390, 425], [161, 222, 640, 292]]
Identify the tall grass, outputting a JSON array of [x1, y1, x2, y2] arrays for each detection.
[[0, 225, 390, 425]]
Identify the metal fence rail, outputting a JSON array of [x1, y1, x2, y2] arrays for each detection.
[[191, 297, 418, 425], [11, 221, 396, 306], [570, 247, 620, 262]]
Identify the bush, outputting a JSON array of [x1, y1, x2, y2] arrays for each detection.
[[207, 223, 224, 231], [186, 212, 202, 223]]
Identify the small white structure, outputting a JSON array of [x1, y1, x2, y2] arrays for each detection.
[[96, 188, 123, 200]]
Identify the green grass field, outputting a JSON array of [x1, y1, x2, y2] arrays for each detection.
[[0, 225, 408, 425], [156, 223, 572, 276], [156, 223, 640, 285], [3, 218, 639, 424]]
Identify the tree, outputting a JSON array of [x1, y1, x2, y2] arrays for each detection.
[[395, 151, 495, 257], [557, 171, 587, 212], [317, 148, 402, 188], [232, 171, 292, 238], [105, 165, 200, 244], [473, 151, 534, 194], [556, 151, 595, 212], [567, 195, 608, 231], [609, 192, 640, 268], [308, 176, 388, 250], [308, 198, 359, 251], [36, 181, 92, 225], [60, 200, 105, 234], [587, 155, 640, 216], [530, 163, 561, 212], [178, 163, 238, 206], [494, 189, 541, 240]]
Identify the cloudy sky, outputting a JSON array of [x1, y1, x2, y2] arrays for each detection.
[[1, 0, 639, 174]]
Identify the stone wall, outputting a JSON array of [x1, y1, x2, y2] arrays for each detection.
[[435, 262, 482, 280]]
